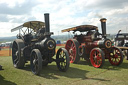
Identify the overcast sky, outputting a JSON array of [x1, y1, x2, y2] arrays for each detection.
[[0, 0, 128, 37]]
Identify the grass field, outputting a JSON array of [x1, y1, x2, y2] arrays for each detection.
[[0, 56, 128, 85]]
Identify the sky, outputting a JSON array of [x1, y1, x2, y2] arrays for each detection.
[[0, 0, 128, 37]]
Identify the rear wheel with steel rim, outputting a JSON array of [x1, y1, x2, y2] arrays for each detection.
[[12, 39, 25, 68], [65, 39, 80, 63]]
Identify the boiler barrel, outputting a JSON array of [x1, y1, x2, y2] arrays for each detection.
[[90, 39, 112, 49]]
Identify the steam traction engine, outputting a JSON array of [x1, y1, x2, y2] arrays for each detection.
[[62, 18, 123, 68], [115, 30, 128, 60], [11, 13, 70, 75]]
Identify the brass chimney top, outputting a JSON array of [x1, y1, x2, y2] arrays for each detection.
[[100, 18, 107, 22]]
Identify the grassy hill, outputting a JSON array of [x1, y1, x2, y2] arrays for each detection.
[[0, 36, 16, 43], [0, 33, 116, 44]]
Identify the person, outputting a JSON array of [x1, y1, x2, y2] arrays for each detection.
[[36, 28, 45, 40], [117, 40, 123, 46], [0, 65, 2, 70], [86, 30, 93, 36], [0, 44, 1, 50], [124, 42, 128, 47]]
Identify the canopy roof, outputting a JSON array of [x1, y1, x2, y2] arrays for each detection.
[[61, 25, 98, 32], [23, 21, 45, 29], [11, 21, 45, 32], [115, 33, 128, 40]]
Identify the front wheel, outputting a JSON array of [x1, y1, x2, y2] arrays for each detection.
[[90, 48, 105, 68], [56, 48, 70, 72], [108, 47, 123, 66], [30, 49, 42, 75]]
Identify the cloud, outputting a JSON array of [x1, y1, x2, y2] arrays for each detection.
[[7, 15, 36, 23], [0, 14, 9, 22], [0, 0, 39, 15], [0, 0, 128, 37], [0, 22, 20, 37], [105, 6, 128, 16]]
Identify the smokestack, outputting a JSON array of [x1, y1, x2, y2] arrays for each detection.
[[100, 18, 107, 38], [44, 13, 50, 33]]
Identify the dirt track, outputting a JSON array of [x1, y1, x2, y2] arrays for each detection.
[[0, 44, 65, 56], [0, 49, 12, 56]]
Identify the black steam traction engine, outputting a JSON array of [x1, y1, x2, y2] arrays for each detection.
[[11, 13, 70, 75], [114, 30, 128, 60], [62, 18, 123, 68]]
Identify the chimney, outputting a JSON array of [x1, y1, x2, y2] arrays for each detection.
[[44, 13, 50, 33], [100, 18, 107, 38]]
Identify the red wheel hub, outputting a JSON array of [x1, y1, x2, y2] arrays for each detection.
[[90, 48, 104, 68]]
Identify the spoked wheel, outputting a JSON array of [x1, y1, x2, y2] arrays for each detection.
[[90, 48, 105, 68], [12, 39, 25, 68], [78, 45, 89, 61], [109, 47, 123, 66], [78, 45, 85, 57], [122, 50, 128, 60], [56, 48, 70, 72], [30, 49, 42, 75], [65, 39, 80, 63]]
